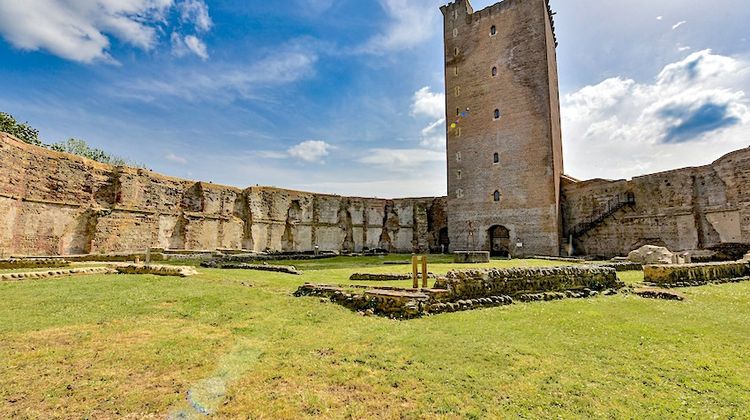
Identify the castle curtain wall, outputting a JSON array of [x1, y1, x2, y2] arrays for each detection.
[[0, 133, 447, 256], [562, 148, 750, 257]]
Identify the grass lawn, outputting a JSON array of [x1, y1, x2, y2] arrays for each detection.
[[1, 256, 748, 418]]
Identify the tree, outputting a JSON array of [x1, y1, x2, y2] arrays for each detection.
[[0, 112, 41, 145], [49, 138, 133, 166], [2, 111, 145, 168]]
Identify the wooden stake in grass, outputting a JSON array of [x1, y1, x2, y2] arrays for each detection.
[[412, 255, 419, 289], [412, 255, 428, 289]]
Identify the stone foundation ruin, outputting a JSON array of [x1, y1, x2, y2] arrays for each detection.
[[295, 265, 623, 319]]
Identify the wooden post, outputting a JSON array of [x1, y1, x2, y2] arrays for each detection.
[[421, 256, 428, 288], [412, 255, 419, 289]]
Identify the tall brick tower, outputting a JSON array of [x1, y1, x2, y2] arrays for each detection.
[[440, 0, 563, 257]]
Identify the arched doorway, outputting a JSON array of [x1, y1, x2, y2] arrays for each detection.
[[488, 225, 510, 257], [438, 227, 450, 253]]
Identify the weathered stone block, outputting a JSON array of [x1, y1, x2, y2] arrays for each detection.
[[628, 245, 674, 265], [453, 251, 490, 264], [643, 262, 750, 286]]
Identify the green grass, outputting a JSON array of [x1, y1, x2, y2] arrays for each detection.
[[0, 258, 748, 418]]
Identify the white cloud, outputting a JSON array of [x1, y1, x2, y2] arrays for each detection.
[[562, 49, 750, 180], [119, 43, 318, 101], [410, 86, 446, 150], [178, 0, 212, 32], [411, 86, 445, 119], [0, 0, 211, 63], [287, 140, 333, 163], [360, 0, 436, 54], [184, 35, 209, 60], [359, 148, 444, 171], [165, 152, 188, 164], [672, 20, 687, 30], [656, 16, 663, 21]]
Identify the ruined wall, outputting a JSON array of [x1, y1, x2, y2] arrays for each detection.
[[0, 133, 447, 256], [441, 0, 562, 257], [562, 147, 750, 257]]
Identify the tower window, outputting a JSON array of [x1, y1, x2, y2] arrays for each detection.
[[457, 127, 462, 137], [454, 66, 458, 76], [454, 47, 459, 56], [457, 170, 462, 180], [494, 191, 501, 202], [453, 28, 458, 38], [456, 107, 460, 116], [492, 66, 498, 77], [490, 25, 497, 36], [455, 86, 461, 97], [493, 153, 499, 164], [454, 10, 458, 20], [456, 152, 462, 162], [494, 109, 501, 120], [457, 189, 464, 199]]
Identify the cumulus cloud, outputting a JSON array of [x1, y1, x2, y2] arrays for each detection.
[[409, 86, 446, 150], [563, 49, 750, 180], [411, 86, 445, 119], [360, 0, 436, 54], [0, 0, 211, 63], [287, 140, 333, 163]]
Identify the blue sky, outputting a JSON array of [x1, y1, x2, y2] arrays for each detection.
[[1, 0, 749, 197]]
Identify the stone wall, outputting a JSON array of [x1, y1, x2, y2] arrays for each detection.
[[562, 147, 750, 258], [644, 262, 750, 287], [433, 265, 620, 300], [0, 133, 447, 256]]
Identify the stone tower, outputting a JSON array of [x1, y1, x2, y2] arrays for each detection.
[[440, 0, 563, 257]]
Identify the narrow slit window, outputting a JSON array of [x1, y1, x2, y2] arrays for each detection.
[[454, 47, 459, 56], [494, 109, 500, 120], [457, 170, 462, 180], [490, 25, 497, 36], [492, 66, 498, 77], [455, 86, 461, 97], [493, 153, 499, 164], [456, 152, 462, 162], [454, 66, 459, 76], [493, 191, 501, 202], [453, 28, 458, 38]]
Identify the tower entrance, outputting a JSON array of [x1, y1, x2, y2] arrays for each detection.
[[488, 225, 510, 257]]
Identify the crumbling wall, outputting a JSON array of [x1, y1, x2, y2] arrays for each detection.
[[0, 132, 447, 256], [562, 147, 750, 257]]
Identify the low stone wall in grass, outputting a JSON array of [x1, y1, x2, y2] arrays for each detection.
[[0, 267, 116, 281], [296, 265, 623, 319], [643, 262, 750, 287], [200, 262, 301, 275], [0, 258, 70, 270], [348, 273, 435, 281], [597, 262, 643, 272], [114, 264, 198, 277], [433, 266, 622, 301]]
